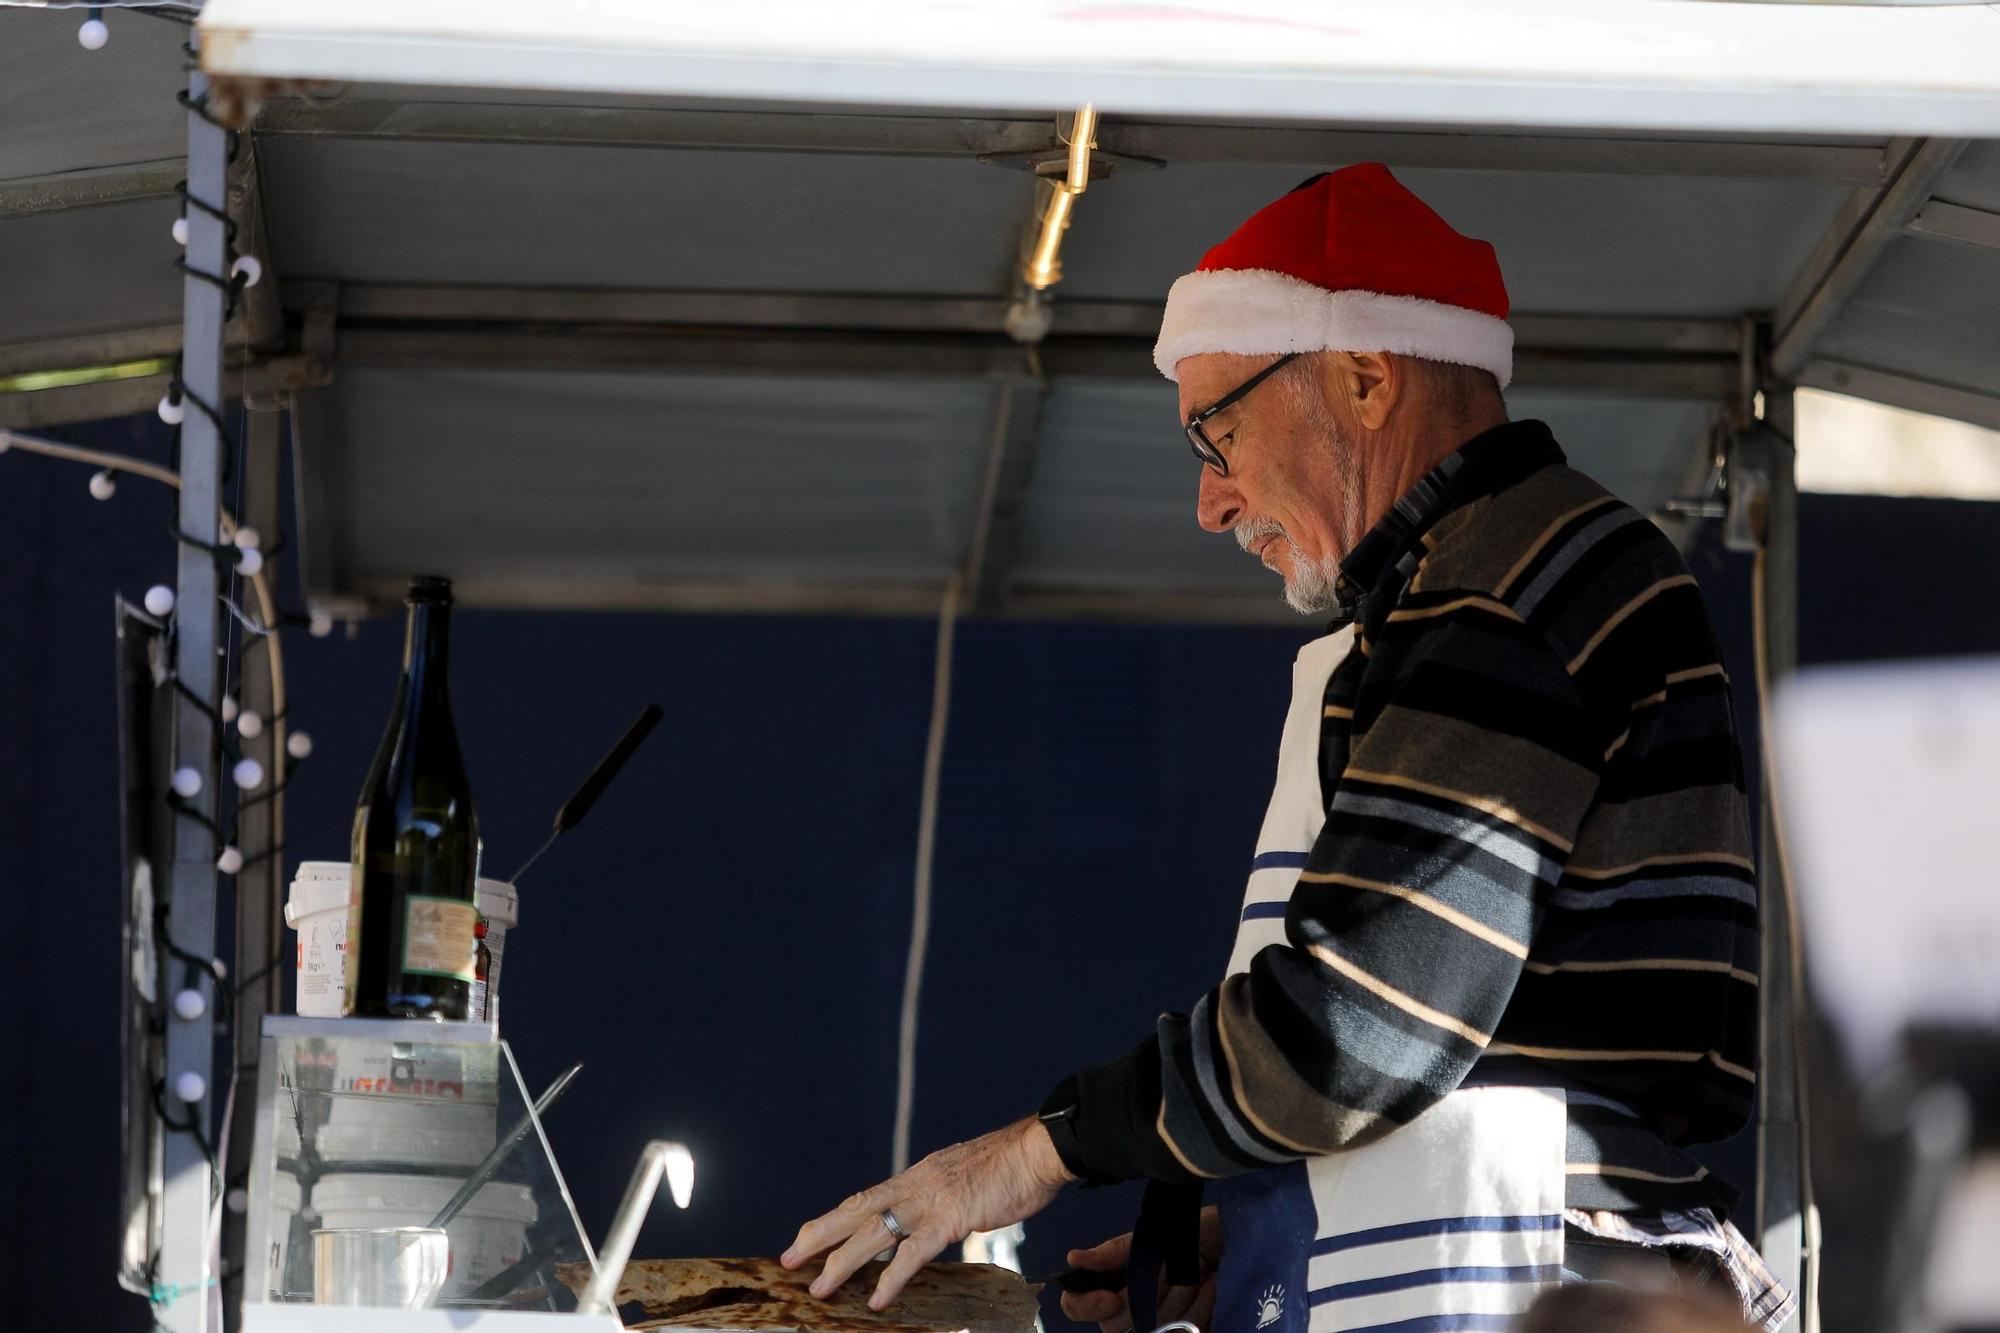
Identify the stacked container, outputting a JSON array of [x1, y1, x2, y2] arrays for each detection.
[[281, 863, 535, 1299]]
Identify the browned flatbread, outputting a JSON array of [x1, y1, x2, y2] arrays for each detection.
[[554, 1257, 1040, 1333]]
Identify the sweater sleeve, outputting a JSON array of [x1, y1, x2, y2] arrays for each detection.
[[1053, 600, 1606, 1182]]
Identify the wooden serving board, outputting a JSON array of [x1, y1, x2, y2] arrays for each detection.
[[554, 1257, 1041, 1333]]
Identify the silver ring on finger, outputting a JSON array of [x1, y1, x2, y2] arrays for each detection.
[[880, 1208, 909, 1242]]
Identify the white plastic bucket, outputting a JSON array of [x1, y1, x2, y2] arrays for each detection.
[[284, 865, 519, 1029], [472, 878, 519, 1027], [311, 1173, 536, 1300], [285, 862, 352, 1018]]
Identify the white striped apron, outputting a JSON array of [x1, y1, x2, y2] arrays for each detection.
[[1210, 628, 1567, 1333]]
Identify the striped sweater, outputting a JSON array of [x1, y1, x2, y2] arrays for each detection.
[[1056, 419, 1758, 1217]]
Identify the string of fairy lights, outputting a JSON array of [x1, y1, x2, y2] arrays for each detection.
[[0, 12, 333, 1315]]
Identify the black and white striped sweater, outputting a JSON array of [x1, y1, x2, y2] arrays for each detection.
[[1054, 419, 1759, 1219]]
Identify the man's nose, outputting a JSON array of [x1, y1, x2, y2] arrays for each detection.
[[1196, 467, 1243, 533]]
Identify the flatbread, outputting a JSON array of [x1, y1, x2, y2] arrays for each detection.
[[554, 1257, 1040, 1333]]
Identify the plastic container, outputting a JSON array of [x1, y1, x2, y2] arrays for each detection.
[[472, 878, 519, 1027], [284, 865, 519, 1028], [314, 1100, 501, 1171], [311, 1173, 536, 1300], [316, 1037, 500, 1169], [266, 1171, 305, 1299], [284, 862, 352, 1018]]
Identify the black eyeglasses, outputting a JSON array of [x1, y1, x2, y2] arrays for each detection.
[[1184, 352, 1301, 477]]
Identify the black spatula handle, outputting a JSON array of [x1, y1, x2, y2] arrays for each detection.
[[553, 704, 662, 834]]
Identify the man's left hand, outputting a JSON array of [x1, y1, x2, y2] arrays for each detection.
[[781, 1116, 1074, 1311]]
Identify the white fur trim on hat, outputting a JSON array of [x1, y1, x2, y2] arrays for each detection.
[[1153, 268, 1514, 389]]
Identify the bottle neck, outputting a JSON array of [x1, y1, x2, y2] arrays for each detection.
[[401, 599, 453, 702]]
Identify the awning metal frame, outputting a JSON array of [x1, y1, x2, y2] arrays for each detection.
[[248, 98, 1900, 183], [3, 103, 1995, 626], [1771, 137, 1972, 380]]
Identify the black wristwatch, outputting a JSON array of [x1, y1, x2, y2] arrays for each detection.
[[1038, 1075, 1108, 1186]]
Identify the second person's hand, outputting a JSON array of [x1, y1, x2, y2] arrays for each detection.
[[1061, 1206, 1224, 1333]]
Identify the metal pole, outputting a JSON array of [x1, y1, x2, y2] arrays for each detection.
[[576, 1141, 694, 1315], [222, 405, 284, 1333], [158, 35, 229, 1333], [1747, 392, 1810, 1329]]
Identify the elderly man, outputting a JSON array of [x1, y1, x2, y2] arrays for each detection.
[[783, 164, 1791, 1331]]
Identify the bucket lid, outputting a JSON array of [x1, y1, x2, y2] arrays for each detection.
[[311, 1172, 537, 1226], [475, 878, 519, 927], [285, 867, 352, 924]]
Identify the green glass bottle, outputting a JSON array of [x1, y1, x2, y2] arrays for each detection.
[[346, 576, 480, 1020]]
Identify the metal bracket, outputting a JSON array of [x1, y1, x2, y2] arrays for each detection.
[[1662, 318, 1776, 546], [1662, 420, 1776, 554], [977, 108, 1161, 179], [1724, 433, 1774, 554], [1661, 423, 1730, 525]]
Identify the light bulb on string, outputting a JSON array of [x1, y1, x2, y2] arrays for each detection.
[[144, 585, 176, 618], [216, 845, 244, 875], [77, 9, 107, 50], [157, 394, 184, 425], [171, 217, 189, 247], [220, 695, 239, 724], [233, 526, 261, 552], [237, 709, 264, 739], [232, 757, 264, 790], [231, 256, 263, 288], [88, 470, 116, 501], [173, 1071, 206, 1104], [173, 989, 207, 1021], [170, 767, 202, 799], [287, 731, 314, 760], [236, 547, 264, 577], [308, 612, 333, 639]]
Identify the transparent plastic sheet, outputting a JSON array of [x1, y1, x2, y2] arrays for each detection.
[[244, 1017, 597, 1314]]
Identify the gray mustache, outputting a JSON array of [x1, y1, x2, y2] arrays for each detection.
[[1235, 518, 1286, 553]]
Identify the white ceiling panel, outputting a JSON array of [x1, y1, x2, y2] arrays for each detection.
[[1061, 163, 1856, 316], [0, 198, 183, 346], [1814, 237, 2000, 401], [0, 12, 186, 184], [258, 137, 1030, 293], [296, 366, 1000, 608]]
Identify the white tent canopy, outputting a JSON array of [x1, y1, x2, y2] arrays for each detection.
[[2, 0, 1997, 620]]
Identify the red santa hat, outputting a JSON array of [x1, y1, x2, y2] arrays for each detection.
[[1153, 163, 1513, 388]]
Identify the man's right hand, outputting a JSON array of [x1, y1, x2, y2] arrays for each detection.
[[1060, 1207, 1223, 1333]]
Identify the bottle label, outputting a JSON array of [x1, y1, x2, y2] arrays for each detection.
[[402, 896, 478, 982]]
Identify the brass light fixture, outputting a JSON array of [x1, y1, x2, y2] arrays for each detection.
[[1021, 104, 1098, 292]]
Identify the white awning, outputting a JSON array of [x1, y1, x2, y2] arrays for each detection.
[[198, 0, 2000, 136]]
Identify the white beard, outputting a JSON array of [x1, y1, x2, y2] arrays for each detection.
[[1281, 549, 1345, 616], [1234, 519, 1346, 616]]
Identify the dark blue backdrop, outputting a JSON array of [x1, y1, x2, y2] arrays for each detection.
[[5, 412, 1998, 1332]]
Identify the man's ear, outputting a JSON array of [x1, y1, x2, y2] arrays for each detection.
[[1329, 351, 1398, 431]]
